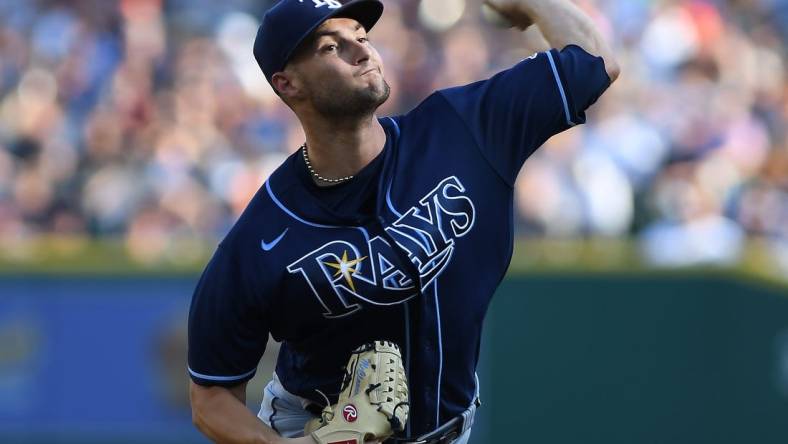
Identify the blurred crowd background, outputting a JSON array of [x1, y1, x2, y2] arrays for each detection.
[[0, 0, 786, 269]]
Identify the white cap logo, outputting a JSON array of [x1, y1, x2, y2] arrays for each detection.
[[300, 0, 342, 8]]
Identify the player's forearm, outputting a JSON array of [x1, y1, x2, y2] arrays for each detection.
[[498, 0, 620, 81], [190, 382, 285, 444]]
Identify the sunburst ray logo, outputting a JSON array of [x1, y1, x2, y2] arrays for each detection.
[[323, 250, 367, 292]]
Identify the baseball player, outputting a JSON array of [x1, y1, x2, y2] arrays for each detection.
[[188, 0, 619, 443]]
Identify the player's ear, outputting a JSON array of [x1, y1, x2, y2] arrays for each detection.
[[271, 71, 302, 101]]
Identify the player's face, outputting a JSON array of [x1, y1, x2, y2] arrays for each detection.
[[286, 18, 390, 117]]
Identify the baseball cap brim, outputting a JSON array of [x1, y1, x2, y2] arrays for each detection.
[[284, 0, 384, 66], [332, 0, 383, 32]]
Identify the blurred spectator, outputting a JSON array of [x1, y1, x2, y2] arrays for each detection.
[[0, 0, 785, 269]]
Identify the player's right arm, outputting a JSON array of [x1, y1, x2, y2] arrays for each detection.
[[190, 380, 276, 444], [190, 381, 318, 444], [188, 239, 317, 444], [484, 0, 620, 82], [438, 1, 618, 186]]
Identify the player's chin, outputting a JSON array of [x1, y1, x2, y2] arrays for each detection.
[[358, 74, 385, 91], [364, 77, 390, 102], [337, 79, 390, 114], [368, 84, 391, 109]]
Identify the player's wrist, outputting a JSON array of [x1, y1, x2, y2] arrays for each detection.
[[483, 0, 535, 30]]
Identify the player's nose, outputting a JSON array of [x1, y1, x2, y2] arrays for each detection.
[[349, 39, 372, 65]]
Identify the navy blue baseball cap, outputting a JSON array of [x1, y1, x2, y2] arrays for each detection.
[[254, 0, 384, 84]]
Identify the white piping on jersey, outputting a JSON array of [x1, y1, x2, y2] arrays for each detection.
[[385, 115, 445, 427], [386, 185, 419, 434], [433, 280, 444, 426], [403, 301, 412, 436], [386, 184, 401, 218], [382, 118, 419, 434], [188, 366, 256, 382], [385, 116, 399, 136], [389, 188, 445, 427], [264, 180, 371, 243], [386, 172, 432, 251], [545, 50, 576, 127], [381, 128, 417, 434]]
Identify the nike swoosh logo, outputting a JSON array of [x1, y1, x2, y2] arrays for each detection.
[[261, 229, 288, 251]]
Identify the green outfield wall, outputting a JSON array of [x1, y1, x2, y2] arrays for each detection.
[[478, 274, 788, 444]]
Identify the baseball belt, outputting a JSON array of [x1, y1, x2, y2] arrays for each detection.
[[388, 396, 481, 444]]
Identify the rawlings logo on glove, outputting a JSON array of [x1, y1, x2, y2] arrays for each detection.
[[342, 404, 358, 422], [305, 341, 409, 444]]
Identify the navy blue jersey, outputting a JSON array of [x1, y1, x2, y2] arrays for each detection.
[[188, 45, 610, 435]]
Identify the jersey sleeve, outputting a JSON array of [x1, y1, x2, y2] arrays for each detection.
[[439, 44, 611, 185], [187, 241, 269, 387]]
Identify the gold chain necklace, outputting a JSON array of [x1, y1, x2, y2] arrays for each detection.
[[301, 143, 355, 184]]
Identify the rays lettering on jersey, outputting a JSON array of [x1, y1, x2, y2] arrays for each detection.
[[287, 176, 476, 318]]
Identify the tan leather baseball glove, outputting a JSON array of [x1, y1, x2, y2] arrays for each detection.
[[305, 341, 409, 444]]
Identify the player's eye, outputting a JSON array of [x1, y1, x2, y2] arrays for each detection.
[[357, 37, 369, 44], [321, 44, 338, 53]]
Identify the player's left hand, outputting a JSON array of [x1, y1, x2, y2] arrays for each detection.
[[308, 341, 409, 444], [482, 0, 535, 30]]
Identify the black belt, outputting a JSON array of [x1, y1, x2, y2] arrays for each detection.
[[388, 397, 481, 444], [402, 415, 464, 444]]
